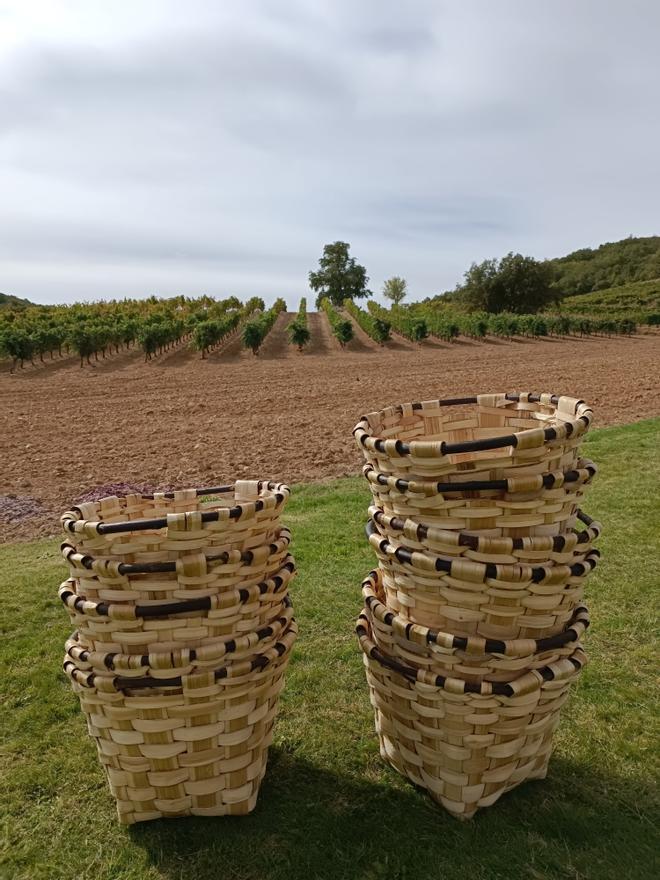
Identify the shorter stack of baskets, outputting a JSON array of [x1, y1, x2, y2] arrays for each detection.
[[353, 392, 600, 819], [59, 480, 297, 824]]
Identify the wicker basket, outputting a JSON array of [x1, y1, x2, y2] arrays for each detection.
[[60, 526, 293, 605], [65, 599, 295, 674], [369, 506, 602, 565], [362, 457, 596, 536], [361, 570, 589, 683], [61, 480, 290, 563], [353, 393, 593, 484], [356, 609, 586, 819], [58, 557, 296, 653], [367, 521, 599, 639], [63, 613, 298, 824]]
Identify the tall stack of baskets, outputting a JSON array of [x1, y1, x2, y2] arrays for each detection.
[[58, 480, 297, 824], [353, 392, 601, 819]]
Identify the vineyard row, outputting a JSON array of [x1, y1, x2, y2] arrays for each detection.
[[1, 296, 647, 370]]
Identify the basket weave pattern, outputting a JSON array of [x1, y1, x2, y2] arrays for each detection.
[[362, 457, 596, 536], [368, 524, 599, 639], [353, 392, 599, 818], [58, 559, 296, 653], [65, 623, 297, 824], [59, 481, 297, 824], [361, 570, 589, 684], [358, 616, 586, 819]]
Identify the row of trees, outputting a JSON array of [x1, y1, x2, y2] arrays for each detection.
[[241, 298, 287, 355], [1, 304, 146, 370], [190, 297, 265, 358], [320, 298, 353, 346], [0, 295, 267, 370], [2, 236, 648, 370], [404, 306, 638, 340], [287, 298, 310, 351], [423, 311, 460, 342], [344, 299, 391, 344], [362, 299, 639, 342], [367, 301, 428, 341], [2, 290, 327, 368], [0, 310, 145, 369], [191, 312, 242, 359], [138, 316, 189, 361]]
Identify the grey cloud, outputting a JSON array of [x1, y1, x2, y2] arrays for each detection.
[[346, 193, 518, 241], [0, 0, 658, 304], [23, 36, 348, 106], [0, 214, 292, 265]]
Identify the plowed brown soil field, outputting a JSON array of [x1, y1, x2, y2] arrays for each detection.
[[2, 313, 659, 541]]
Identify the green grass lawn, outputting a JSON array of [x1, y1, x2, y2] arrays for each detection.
[[1, 419, 659, 880]]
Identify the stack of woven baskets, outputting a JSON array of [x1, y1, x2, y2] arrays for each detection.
[[353, 392, 601, 819], [58, 480, 297, 824]]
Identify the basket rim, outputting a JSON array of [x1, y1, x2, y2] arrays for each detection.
[[65, 617, 298, 693], [61, 526, 292, 577], [65, 598, 295, 672], [369, 506, 601, 554], [356, 609, 586, 697], [353, 392, 593, 458], [61, 480, 290, 536], [366, 520, 600, 583], [361, 569, 590, 656], [58, 556, 296, 620], [362, 457, 597, 496]]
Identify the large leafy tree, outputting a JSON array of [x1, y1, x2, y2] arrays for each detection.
[[383, 276, 407, 306], [458, 252, 557, 314], [309, 241, 370, 308]]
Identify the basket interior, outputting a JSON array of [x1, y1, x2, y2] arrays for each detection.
[[364, 397, 573, 448], [68, 481, 280, 527]]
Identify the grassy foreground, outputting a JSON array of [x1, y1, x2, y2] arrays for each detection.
[[1, 419, 659, 880]]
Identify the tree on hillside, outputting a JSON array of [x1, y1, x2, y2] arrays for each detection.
[[309, 241, 370, 308], [383, 276, 407, 306], [550, 235, 660, 296], [457, 252, 557, 314]]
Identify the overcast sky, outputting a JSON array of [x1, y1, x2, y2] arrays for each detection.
[[1, 0, 658, 307]]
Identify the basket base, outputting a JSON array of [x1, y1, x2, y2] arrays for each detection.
[[376, 727, 553, 820], [115, 763, 268, 824]]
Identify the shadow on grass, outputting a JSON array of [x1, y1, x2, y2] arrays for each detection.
[[128, 748, 658, 880]]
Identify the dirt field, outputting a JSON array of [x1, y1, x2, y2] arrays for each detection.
[[2, 312, 659, 541]]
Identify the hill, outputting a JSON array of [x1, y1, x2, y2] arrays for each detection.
[[0, 292, 33, 308], [421, 236, 659, 322], [560, 277, 660, 319], [549, 235, 660, 296]]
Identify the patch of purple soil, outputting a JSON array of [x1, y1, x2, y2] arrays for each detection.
[[75, 482, 175, 503], [0, 494, 48, 523]]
